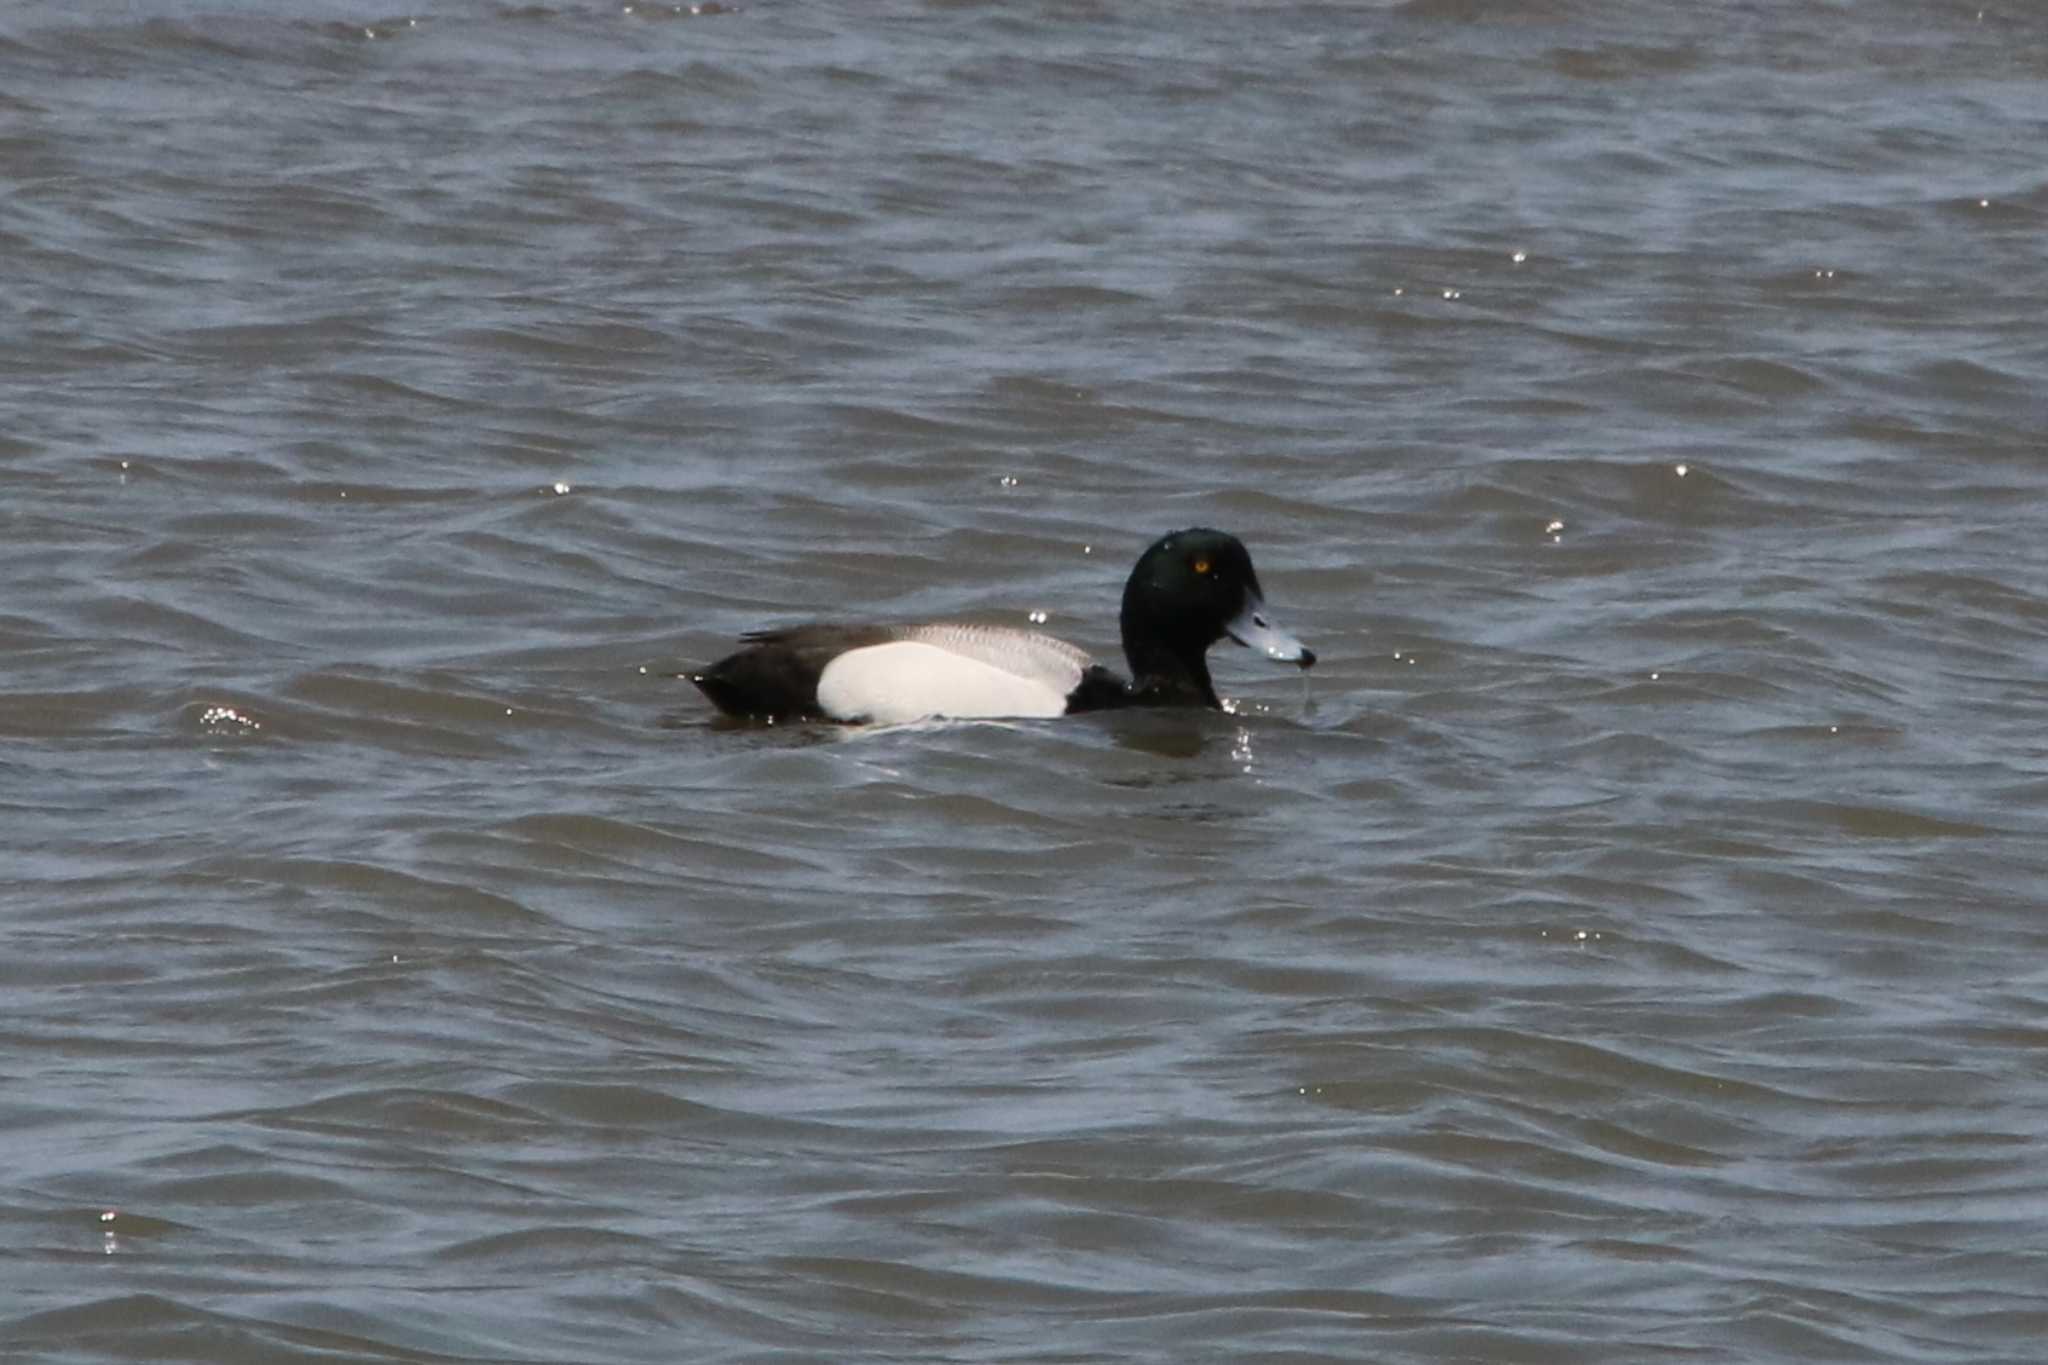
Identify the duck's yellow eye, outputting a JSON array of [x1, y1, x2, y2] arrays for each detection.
[[1193, 558, 1210, 575]]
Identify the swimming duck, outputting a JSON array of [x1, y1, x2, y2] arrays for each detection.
[[691, 528, 1315, 724]]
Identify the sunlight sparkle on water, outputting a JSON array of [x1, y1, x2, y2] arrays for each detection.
[[1231, 725, 1256, 774]]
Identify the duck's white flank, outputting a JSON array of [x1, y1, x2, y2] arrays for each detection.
[[815, 627, 1089, 723]]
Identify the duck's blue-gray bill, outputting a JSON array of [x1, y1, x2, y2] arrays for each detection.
[[1227, 596, 1316, 669]]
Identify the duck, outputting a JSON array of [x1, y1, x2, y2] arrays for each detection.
[[691, 527, 1315, 724]]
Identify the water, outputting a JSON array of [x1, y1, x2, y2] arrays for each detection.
[[6, 1, 2048, 1360]]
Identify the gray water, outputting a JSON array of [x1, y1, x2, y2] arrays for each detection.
[[6, 1, 2048, 1360]]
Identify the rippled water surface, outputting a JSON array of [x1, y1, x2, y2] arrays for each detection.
[[7, 1, 2048, 1360]]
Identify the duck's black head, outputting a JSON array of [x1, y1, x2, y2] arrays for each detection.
[[1118, 528, 1315, 707]]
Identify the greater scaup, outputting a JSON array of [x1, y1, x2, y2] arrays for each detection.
[[691, 528, 1315, 724]]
